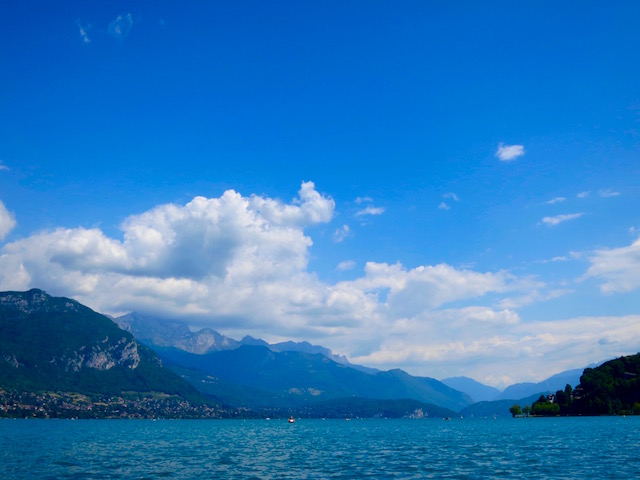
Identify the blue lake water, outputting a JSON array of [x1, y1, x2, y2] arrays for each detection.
[[1, 416, 638, 479]]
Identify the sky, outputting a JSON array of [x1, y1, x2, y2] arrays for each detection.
[[1, 1, 639, 387]]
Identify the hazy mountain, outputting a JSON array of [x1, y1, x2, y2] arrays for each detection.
[[297, 397, 458, 419], [116, 312, 377, 372], [496, 368, 585, 400], [441, 376, 501, 402], [115, 312, 240, 354], [0, 289, 222, 418], [158, 345, 474, 411], [459, 393, 543, 418]]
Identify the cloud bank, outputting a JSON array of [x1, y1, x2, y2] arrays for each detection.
[[0, 182, 636, 385]]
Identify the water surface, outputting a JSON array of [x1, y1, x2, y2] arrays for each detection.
[[2, 417, 638, 479]]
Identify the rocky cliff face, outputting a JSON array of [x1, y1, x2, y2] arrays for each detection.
[[0, 289, 194, 398], [60, 337, 141, 372], [115, 312, 240, 354]]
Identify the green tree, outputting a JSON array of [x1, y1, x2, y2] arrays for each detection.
[[531, 396, 560, 416], [509, 404, 522, 417]]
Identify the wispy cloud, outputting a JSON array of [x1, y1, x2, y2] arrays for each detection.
[[108, 13, 133, 42], [541, 213, 583, 227], [443, 192, 459, 202], [584, 237, 640, 293], [336, 260, 356, 272], [0, 162, 9, 171], [598, 189, 620, 198], [577, 191, 590, 199], [438, 193, 460, 211], [355, 196, 373, 205], [542, 251, 581, 263], [0, 201, 16, 241], [356, 206, 385, 217], [333, 225, 350, 243], [546, 197, 566, 205], [496, 143, 525, 162], [76, 20, 91, 44]]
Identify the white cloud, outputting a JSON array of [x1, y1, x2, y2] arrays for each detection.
[[598, 189, 620, 198], [353, 313, 640, 386], [495, 143, 525, 162], [443, 192, 459, 202], [0, 162, 9, 171], [349, 262, 520, 314], [0, 201, 16, 241], [546, 197, 566, 205], [438, 202, 450, 211], [77, 20, 91, 44], [108, 13, 133, 41], [355, 206, 385, 217], [333, 225, 350, 243], [584, 237, 640, 293], [0, 182, 335, 316], [541, 213, 583, 227], [1, 181, 634, 385], [250, 181, 334, 227], [336, 260, 356, 272], [355, 196, 373, 205], [577, 191, 590, 199]]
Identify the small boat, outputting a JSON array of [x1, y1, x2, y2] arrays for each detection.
[[288, 416, 295, 423]]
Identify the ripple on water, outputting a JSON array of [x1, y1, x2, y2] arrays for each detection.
[[2, 417, 640, 479]]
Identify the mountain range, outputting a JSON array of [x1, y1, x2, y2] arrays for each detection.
[[0, 289, 223, 418], [116, 311, 590, 406], [0, 289, 605, 419], [115, 312, 376, 373]]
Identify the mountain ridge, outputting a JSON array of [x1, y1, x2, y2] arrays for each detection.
[[115, 312, 378, 373], [0, 289, 225, 418], [157, 344, 474, 411]]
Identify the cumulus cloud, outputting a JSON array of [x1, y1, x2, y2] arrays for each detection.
[[349, 262, 520, 314], [355, 206, 385, 217], [0, 182, 334, 312], [108, 13, 133, 41], [0, 201, 16, 241], [541, 213, 583, 227], [584, 237, 640, 293], [1, 180, 630, 384], [495, 143, 525, 162]]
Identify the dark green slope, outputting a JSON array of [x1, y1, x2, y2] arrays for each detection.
[[0, 290, 217, 416], [572, 352, 640, 415], [158, 344, 473, 411]]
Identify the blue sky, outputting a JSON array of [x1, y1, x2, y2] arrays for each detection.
[[1, 1, 639, 386]]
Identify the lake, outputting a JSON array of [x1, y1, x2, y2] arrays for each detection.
[[2, 416, 638, 479]]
